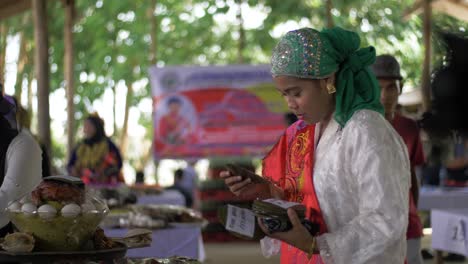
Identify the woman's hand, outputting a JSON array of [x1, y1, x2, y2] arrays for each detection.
[[219, 170, 272, 199], [258, 208, 315, 254]]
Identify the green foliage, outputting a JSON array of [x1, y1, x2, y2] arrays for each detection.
[[2, 0, 467, 168]]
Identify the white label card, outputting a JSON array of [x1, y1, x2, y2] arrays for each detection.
[[226, 205, 256, 238], [441, 217, 468, 254], [263, 198, 302, 209]]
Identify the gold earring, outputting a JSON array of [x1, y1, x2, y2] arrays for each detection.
[[327, 83, 336, 94]]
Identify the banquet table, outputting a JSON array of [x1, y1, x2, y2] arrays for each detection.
[[105, 225, 205, 261], [418, 186, 468, 210], [137, 190, 186, 206]]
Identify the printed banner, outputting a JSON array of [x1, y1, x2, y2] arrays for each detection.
[[149, 65, 288, 159]]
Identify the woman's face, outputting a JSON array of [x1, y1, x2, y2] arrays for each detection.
[[83, 120, 96, 139], [273, 76, 334, 125]]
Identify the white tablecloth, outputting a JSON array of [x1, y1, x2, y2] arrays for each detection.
[[105, 226, 205, 260], [418, 186, 468, 210], [137, 190, 186, 206]]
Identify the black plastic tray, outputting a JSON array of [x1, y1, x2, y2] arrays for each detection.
[[0, 242, 127, 263]]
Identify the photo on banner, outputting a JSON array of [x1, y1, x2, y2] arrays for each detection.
[[148, 65, 288, 159]]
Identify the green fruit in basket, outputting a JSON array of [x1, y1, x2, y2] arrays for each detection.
[[46, 201, 63, 211], [217, 205, 265, 241]]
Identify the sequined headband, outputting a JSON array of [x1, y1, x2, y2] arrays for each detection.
[[271, 28, 335, 79]]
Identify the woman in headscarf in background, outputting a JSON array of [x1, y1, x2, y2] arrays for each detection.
[[67, 113, 124, 184], [0, 85, 42, 237], [221, 27, 410, 263]]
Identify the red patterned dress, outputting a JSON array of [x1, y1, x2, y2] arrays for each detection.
[[263, 120, 327, 264]]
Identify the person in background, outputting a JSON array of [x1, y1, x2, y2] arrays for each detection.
[[12, 96, 51, 177], [0, 84, 42, 237], [167, 168, 193, 207], [182, 159, 198, 207], [443, 131, 468, 186], [67, 113, 124, 184], [371, 54, 425, 264], [221, 27, 410, 263], [135, 170, 145, 184]]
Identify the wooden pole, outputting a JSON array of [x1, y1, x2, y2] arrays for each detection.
[[421, 0, 432, 111], [32, 0, 51, 157], [237, 0, 245, 64], [326, 0, 334, 28], [112, 84, 117, 135], [149, 0, 157, 65], [27, 74, 33, 111], [147, 0, 158, 183], [15, 15, 29, 100], [64, 0, 75, 159], [0, 22, 7, 85], [120, 80, 133, 157]]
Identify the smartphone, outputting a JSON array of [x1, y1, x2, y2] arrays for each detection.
[[225, 163, 268, 184]]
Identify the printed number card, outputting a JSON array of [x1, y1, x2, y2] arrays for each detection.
[[226, 205, 256, 238], [443, 218, 467, 254], [432, 209, 468, 256]]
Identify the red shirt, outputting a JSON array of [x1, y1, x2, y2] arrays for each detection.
[[391, 113, 425, 239]]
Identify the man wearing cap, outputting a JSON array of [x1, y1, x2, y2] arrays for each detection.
[[372, 55, 425, 264]]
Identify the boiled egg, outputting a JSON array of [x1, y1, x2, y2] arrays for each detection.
[[38, 204, 57, 220], [61, 203, 81, 218], [21, 203, 37, 216]]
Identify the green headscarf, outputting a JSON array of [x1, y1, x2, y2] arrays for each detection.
[[271, 27, 384, 127]]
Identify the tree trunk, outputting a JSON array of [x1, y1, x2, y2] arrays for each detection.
[[25, 31, 34, 111], [112, 84, 117, 135], [0, 22, 7, 85], [120, 80, 133, 157], [140, 141, 153, 171], [136, 0, 159, 177], [15, 35, 26, 99], [64, 0, 75, 159], [27, 73, 33, 111], [148, 0, 158, 65], [153, 160, 160, 185], [421, 0, 432, 111], [15, 16, 29, 100], [32, 0, 51, 157], [325, 0, 334, 28], [237, 0, 245, 64]]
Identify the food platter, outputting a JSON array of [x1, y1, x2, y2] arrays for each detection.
[[0, 241, 127, 263]]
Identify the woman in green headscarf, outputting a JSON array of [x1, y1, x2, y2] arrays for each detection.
[[221, 27, 410, 263]]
